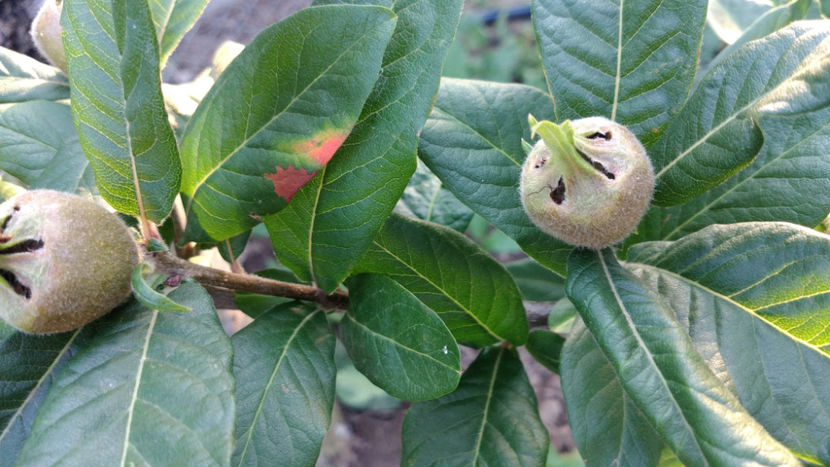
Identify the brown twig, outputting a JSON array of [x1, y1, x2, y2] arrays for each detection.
[[146, 249, 349, 309]]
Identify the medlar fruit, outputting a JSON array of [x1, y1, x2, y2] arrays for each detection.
[[0, 190, 139, 334], [30, 0, 66, 72], [520, 116, 654, 249]]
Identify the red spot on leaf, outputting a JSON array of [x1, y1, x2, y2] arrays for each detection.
[[293, 128, 350, 166], [265, 165, 318, 202]]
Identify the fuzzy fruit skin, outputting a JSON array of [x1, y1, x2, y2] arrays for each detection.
[[520, 117, 654, 249], [30, 0, 66, 72], [0, 190, 139, 334]]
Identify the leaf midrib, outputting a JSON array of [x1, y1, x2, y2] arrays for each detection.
[[119, 310, 159, 466], [0, 329, 81, 445], [371, 240, 503, 342], [596, 252, 704, 460], [345, 313, 460, 373], [187, 17, 386, 200], [235, 309, 320, 466], [470, 347, 503, 466]]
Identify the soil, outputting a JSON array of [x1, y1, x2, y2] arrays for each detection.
[[1, 1, 577, 464]]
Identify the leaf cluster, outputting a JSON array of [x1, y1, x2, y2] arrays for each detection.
[[1, 0, 830, 465]]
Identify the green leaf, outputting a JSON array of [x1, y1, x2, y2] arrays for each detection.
[[0, 330, 80, 466], [702, 0, 812, 75], [418, 78, 571, 276], [627, 222, 830, 463], [63, 0, 181, 222], [708, 0, 776, 43], [232, 302, 336, 467], [0, 101, 94, 193], [401, 347, 549, 466], [148, 0, 209, 64], [182, 5, 396, 242], [15, 282, 234, 465], [130, 264, 193, 312], [506, 257, 565, 302], [532, 0, 707, 146], [566, 248, 798, 466], [397, 161, 474, 232], [651, 21, 830, 206], [525, 329, 564, 374], [354, 213, 528, 347], [264, 0, 462, 292], [560, 320, 663, 467], [341, 274, 461, 400], [0, 47, 69, 103]]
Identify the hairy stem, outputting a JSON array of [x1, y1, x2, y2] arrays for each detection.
[[146, 249, 349, 309]]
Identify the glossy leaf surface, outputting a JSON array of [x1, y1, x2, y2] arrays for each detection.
[[354, 213, 528, 347], [566, 248, 798, 466], [232, 303, 336, 466], [418, 78, 571, 276], [15, 282, 234, 465], [63, 0, 181, 222], [0, 101, 94, 193], [181, 5, 395, 241], [532, 0, 707, 146], [401, 347, 549, 466], [652, 21, 830, 206], [265, 0, 462, 292], [627, 222, 830, 463], [342, 274, 460, 401]]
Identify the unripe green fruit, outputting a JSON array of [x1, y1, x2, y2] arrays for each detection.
[[30, 0, 66, 72], [0, 190, 139, 334], [520, 116, 654, 249]]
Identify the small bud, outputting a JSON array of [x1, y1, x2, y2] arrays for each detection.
[[520, 116, 654, 248], [0, 190, 139, 334], [30, 0, 67, 72]]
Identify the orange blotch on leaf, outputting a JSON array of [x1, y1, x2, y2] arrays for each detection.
[[293, 128, 350, 166], [265, 165, 318, 202]]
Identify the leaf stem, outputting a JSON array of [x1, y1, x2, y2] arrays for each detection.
[[146, 249, 349, 309]]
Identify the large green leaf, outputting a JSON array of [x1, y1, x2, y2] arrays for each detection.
[[566, 248, 798, 465], [0, 47, 69, 103], [232, 302, 336, 466], [396, 160, 474, 232], [401, 347, 549, 466], [62, 0, 181, 222], [645, 62, 830, 240], [0, 101, 94, 193], [506, 257, 565, 302], [702, 0, 812, 76], [0, 330, 80, 465], [532, 0, 707, 146], [341, 274, 461, 400], [15, 282, 235, 465], [707, 0, 777, 43], [354, 213, 528, 347], [264, 0, 462, 292], [627, 223, 830, 463], [560, 320, 663, 467], [148, 0, 209, 64], [651, 21, 830, 206], [418, 78, 571, 276], [181, 5, 396, 242]]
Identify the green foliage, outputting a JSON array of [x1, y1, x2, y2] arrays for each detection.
[[1, 0, 830, 465]]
